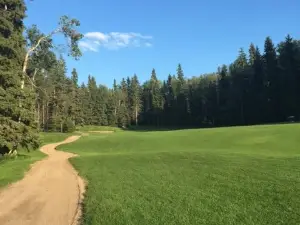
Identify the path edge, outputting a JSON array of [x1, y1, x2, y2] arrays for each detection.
[[55, 135, 86, 225]]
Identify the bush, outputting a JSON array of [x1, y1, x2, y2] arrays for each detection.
[[62, 119, 76, 133]]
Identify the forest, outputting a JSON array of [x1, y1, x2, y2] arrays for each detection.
[[30, 36, 300, 130], [1, 0, 300, 154]]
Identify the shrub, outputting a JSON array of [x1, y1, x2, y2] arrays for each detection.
[[63, 119, 76, 133]]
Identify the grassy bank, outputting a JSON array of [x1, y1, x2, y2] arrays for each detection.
[[59, 124, 300, 225]]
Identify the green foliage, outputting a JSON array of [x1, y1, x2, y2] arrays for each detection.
[[62, 118, 75, 133], [58, 16, 83, 60], [0, 0, 39, 155], [6, 0, 299, 146], [59, 124, 300, 225], [20, 34, 300, 132]]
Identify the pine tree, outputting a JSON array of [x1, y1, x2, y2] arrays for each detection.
[[130, 74, 142, 125], [217, 65, 230, 125], [176, 64, 189, 125], [78, 83, 90, 125], [230, 48, 250, 125], [263, 36, 281, 122], [176, 63, 185, 91], [70, 68, 81, 125], [95, 85, 108, 126], [249, 46, 266, 123], [249, 43, 256, 66], [0, 0, 39, 154], [149, 69, 162, 126], [71, 68, 78, 87], [87, 75, 98, 124], [47, 57, 68, 131], [235, 48, 248, 69], [277, 35, 299, 119]]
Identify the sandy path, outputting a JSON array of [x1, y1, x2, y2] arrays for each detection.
[[0, 136, 85, 225]]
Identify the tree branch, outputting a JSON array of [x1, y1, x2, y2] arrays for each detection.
[[23, 27, 62, 74], [25, 73, 49, 98]]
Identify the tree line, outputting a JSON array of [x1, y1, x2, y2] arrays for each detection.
[[1, 0, 81, 154], [32, 35, 300, 130], [1, 0, 300, 155]]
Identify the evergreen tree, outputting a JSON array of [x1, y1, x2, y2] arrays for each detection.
[[217, 65, 230, 125], [118, 78, 130, 126], [71, 68, 78, 87], [149, 69, 163, 126], [249, 43, 256, 66], [130, 74, 142, 125], [263, 36, 281, 122], [0, 0, 39, 154], [70, 68, 81, 125], [176, 63, 185, 91], [277, 35, 299, 119], [249, 46, 266, 123]]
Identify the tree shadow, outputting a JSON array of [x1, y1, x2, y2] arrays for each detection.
[[123, 121, 300, 132], [123, 125, 204, 132]]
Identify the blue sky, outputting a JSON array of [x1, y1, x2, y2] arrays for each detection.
[[25, 0, 300, 86]]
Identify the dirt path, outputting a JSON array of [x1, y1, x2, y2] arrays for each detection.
[[0, 136, 85, 225]]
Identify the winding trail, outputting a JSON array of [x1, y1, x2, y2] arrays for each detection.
[[0, 136, 85, 225]]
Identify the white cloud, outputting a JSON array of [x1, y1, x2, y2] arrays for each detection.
[[85, 32, 109, 42], [79, 41, 98, 52], [79, 31, 153, 52]]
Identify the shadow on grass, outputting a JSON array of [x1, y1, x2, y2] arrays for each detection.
[[124, 121, 300, 132], [123, 125, 202, 132]]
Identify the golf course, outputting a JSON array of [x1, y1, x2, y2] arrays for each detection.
[[2, 1, 300, 224], [53, 123, 300, 225]]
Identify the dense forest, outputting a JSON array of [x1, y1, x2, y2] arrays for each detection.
[[32, 37, 300, 130], [1, 0, 300, 154]]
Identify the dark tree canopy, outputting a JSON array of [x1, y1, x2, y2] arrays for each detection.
[[0, 0, 39, 154]]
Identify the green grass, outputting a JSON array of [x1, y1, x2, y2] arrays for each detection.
[[59, 124, 300, 225], [39, 132, 73, 144], [0, 132, 72, 188], [76, 125, 122, 132]]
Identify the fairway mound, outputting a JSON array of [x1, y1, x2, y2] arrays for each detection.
[[0, 136, 85, 225], [88, 130, 115, 134]]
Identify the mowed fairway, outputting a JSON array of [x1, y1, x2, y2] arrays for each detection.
[[58, 124, 300, 225]]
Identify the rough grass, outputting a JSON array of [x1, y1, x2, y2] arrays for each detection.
[[0, 132, 71, 188], [59, 124, 300, 225]]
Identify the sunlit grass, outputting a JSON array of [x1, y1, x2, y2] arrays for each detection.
[[59, 124, 300, 225]]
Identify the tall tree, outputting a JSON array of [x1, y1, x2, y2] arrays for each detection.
[[263, 36, 281, 122], [249, 43, 256, 66], [70, 68, 81, 125], [149, 69, 163, 126], [130, 74, 142, 125], [277, 35, 299, 119], [0, 0, 39, 154], [249, 46, 266, 123]]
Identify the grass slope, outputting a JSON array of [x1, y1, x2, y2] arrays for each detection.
[[58, 124, 300, 225], [0, 132, 71, 188]]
